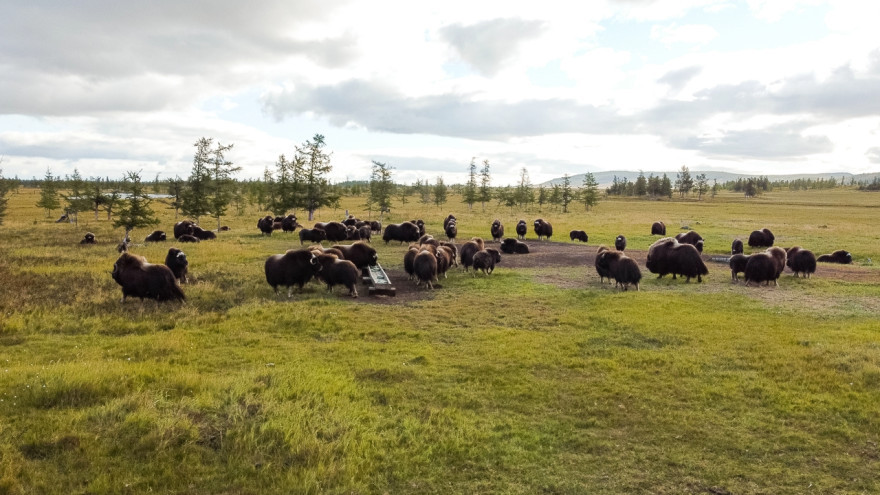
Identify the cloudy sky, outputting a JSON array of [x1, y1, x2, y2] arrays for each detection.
[[1, 0, 879, 185]]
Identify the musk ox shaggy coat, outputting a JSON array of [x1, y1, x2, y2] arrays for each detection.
[[569, 230, 588, 242], [314, 254, 359, 297], [314, 222, 348, 243], [413, 249, 438, 289], [80, 232, 97, 244], [651, 221, 666, 236], [174, 220, 195, 239], [165, 248, 189, 283], [445, 220, 458, 242], [439, 241, 458, 266], [443, 214, 457, 231], [345, 225, 361, 241], [257, 216, 274, 235], [646, 237, 709, 283], [332, 241, 378, 269], [265, 248, 322, 297], [675, 231, 704, 253], [472, 248, 501, 275], [145, 230, 166, 243], [744, 251, 782, 286], [818, 250, 852, 264], [299, 228, 328, 245], [178, 234, 200, 243], [491, 220, 504, 242], [436, 245, 455, 278], [595, 246, 614, 284], [403, 245, 419, 280], [516, 220, 528, 240], [383, 222, 421, 244], [729, 253, 750, 281], [357, 225, 372, 242], [112, 253, 185, 303], [500, 238, 529, 254], [342, 215, 359, 227], [369, 220, 382, 233], [786, 246, 817, 278], [281, 214, 299, 232], [533, 219, 553, 240], [767, 246, 787, 279], [190, 225, 216, 240], [615, 235, 627, 251], [731, 239, 744, 255], [459, 239, 485, 271], [596, 247, 641, 290], [748, 228, 775, 248]]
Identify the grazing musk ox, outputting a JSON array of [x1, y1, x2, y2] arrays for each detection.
[[145, 230, 166, 243], [731, 239, 744, 255], [112, 253, 185, 303], [165, 247, 189, 284], [383, 222, 421, 244], [651, 221, 666, 236], [314, 253, 359, 297], [615, 235, 627, 251], [743, 247, 786, 287], [533, 219, 553, 240], [472, 248, 501, 276], [570, 230, 588, 243], [331, 241, 378, 269], [491, 220, 504, 242], [264, 248, 322, 297], [817, 250, 852, 264], [785, 246, 817, 278], [516, 220, 528, 240], [646, 237, 709, 283], [748, 228, 775, 248]]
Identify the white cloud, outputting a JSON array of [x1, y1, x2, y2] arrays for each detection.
[[650, 23, 719, 45]]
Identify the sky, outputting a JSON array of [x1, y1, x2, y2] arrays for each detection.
[[1, 0, 879, 186]]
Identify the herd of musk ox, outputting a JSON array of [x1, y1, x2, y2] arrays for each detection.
[[98, 213, 856, 303]]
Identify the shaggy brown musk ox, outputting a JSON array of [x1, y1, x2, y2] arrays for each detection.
[[314, 253, 359, 297], [165, 248, 189, 284], [112, 253, 185, 303], [651, 221, 666, 236], [785, 246, 817, 278], [646, 237, 708, 283], [265, 248, 322, 297], [491, 220, 504, 242], [472, 248, 501, 276], [748, 228, 775, 248]]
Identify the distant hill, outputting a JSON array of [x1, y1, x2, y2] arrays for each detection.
[[540, 171, 880, 188]]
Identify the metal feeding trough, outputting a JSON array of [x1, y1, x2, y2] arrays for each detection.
[[362, 264, 396, 297], [708, 256, 731, 264]]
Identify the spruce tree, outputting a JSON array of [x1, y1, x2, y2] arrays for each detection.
[[581, 172, 599, 211], [478, 159, 492, 211], [36, 168, 60, 217], [113, 171, 158, 239]]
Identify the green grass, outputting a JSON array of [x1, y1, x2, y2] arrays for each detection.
[[0, 188, 878, 494]]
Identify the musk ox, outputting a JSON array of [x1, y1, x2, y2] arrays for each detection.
[[80, 232, 97, 244], [112, 253, 185, 303], [675, 231, 704, 253], [178, 234, 200, 243], [445, 220, 458, 242], [145, 230, 166, 243], [818, 250, 852, 264], [646, 237, 709, 283], [357, 225, 372, 242], [314, 222, 348, 243], [500, 238, 529, 254], [257, 216, 274, 236], [413, 219, 426, 237], [731, 239, 744, 255], [533, 219, 553, 240], [370, 220, 382, 233], [190, 225, 216, 240], [419, 234, 440, 248], [281, 214, 299, 232], [785, 246, 817, 278], [767, 246, 787, 279], [615, 235, 627, 251], [342, 215, 359, 227], [264, 248, 322, 297], [383, 222, 421, 244], [309, 245, 344, 260], [472, 248, 501, 276], [439, 241, 458, 266], [314, 254, 359, 297], [299, 228, 328, 245], [345, 225, 361, 241], [748, 228, 775, 248], [651, 221, 666, 236], [436, 245, 455, 278], [174, 220, 195, 239], [165, 247, 189, 284], [491, 220, 504, 242], [516, 220, 528, 240], [729, 253, 750, 282], [332, 241, 378, 269], [459, 239, 486, 271], [744, 248, 786, 287], [569, 230, 588, 243], [597, 247, 641, 290], [403, 245, 419, 280], [413, 249, 438, 289], [595, 246, 614, 284], [443, 214, 457, 231]]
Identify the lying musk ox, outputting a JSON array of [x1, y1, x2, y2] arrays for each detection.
[[491, 220, 504, 242], [731, 239, 744, 255], [315, 254, 359, 297], [413, 249, 438, 289], [190, 225, 216, 240], [516, 220, 528, 240], [257, 216, 274, 235], [597, 247, 641, 291], [748, 228, 775, 248], [80, 232, 97, 244], [314, 222, 348, 243], [500, 238, 529, 254], [533, 219, 553, 240], [383, 222, 421, 244], [299, 228, 328, 245], [459, 239, 486, 271], [570, 230, 588, 243], [675, 231, 703, 253], [445, 220, 458, 242], [615, 235, 627, 251], [331, 241, 378, 269], [165, 247, 189, 284], [174, 220, 195, 239], [646, 237, 709, 283], [472, 248, 501, 276], [264, 248, 322, 297], [728, 253, 750, 282], [785, 246, 817, 278], [178, 234, 200, 243], [818, 250, 852, 264], [651, 221, 666, 236], [145, 230, 166, 243], [112, 253, 185, 302]]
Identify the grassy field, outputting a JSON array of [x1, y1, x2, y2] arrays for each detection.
[[0, 187, 878, 494]]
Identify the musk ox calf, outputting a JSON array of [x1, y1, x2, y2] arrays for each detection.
[[472, 248, 501, 276], [729, 253, 750, 282], [500, 238, 529, 254], [731, 239, 744, 255], [748, 228, 775, 248], [445, 220, 458, 242], [596, 247, 641, 290], [818, 250, 852, 264], [332, 241, 378, 269], [570, 230, 588, 243], [675, 231, 703, 253], [174, 220, 195, 239], [257, 216, 274, 235], [314, 222, 348, 243], [651, 221, 666, 236], [533, 219, 553, 240], [383, 222, 421, 244], [281, 214, 299, 232], [145, 230, 166, 243], [265, 248, 322, 297], [491, 220, 504, 242], [112, 253, 185, 303], [314, 254, 359, 297], [299, 228, 328, 245], [646, 237, 709, 283], [615, 235, 627, 251], [80, 232, 97, 244], [190, 225, 216, 240], [165, 247, 189, 284], [459, 238, 486, 271], [178, 234, 200, 243], [785, 246, 817, 278], [516, 220, 528, 240]]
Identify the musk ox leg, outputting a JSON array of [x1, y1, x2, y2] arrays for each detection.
[[697, 275, 703, 283], [349, 286, 358, 298]]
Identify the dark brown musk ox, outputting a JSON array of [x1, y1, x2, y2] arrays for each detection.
[[112, 253, 185, 303], [411, 219, 426, 237], [595, 246, 614, 284], [728, 253, 750, 282], [443, 214, 456, 231], [459, 238, 486, 271], [190, 225, 216, 240], [818, 250, 852, 264], [646, 237, 709, 283], [314, 253, 360, 298], [472, 248, 502, 276], [596, 247, 641, 290], [145, 230, 166, 243], [419, 234, 440, 248], [403, 245, 419, 280], [345, 225, 361, 241], [731, 239, 744, 255], [785, 246, 817, 278], [500, 238, 529, 254], [178, 234, 200, 243], [444, 219, 458, 242], [80, 232, 97, 244], [651, 221, 666, 236], [174, 220, 195, 239], [570, 230, 588, 242], [264, 248, 322, 297], [273, 216, 284, 230], [675, 231, 704, 253], [257, 215, 274, 236], [308, 245, 345, 260], [413, 248, 438, 289], [299, 227, 328, 245], [342, 215, 359, 227], [281, 214, 299, 233], [516, 220, 528, 240], [357, 225, 372, 242], [314, 221, 348, 243], [331, 241, 378, 269], [491, 219, 504, 242], [439, 241, 458, 266], [383, 222, 421, 244], [165, 247, 189, 284], [436, 245, 455, 278], [615, 235, 627, 251], [748, 228, 775, 248], [369, 220, 382, 233], [767, 246, 787, 279], [533, 219, 553, 240], [743, 247, 786, 287]]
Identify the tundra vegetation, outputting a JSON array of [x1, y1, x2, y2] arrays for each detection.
[[0, 185, 878, 494]]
